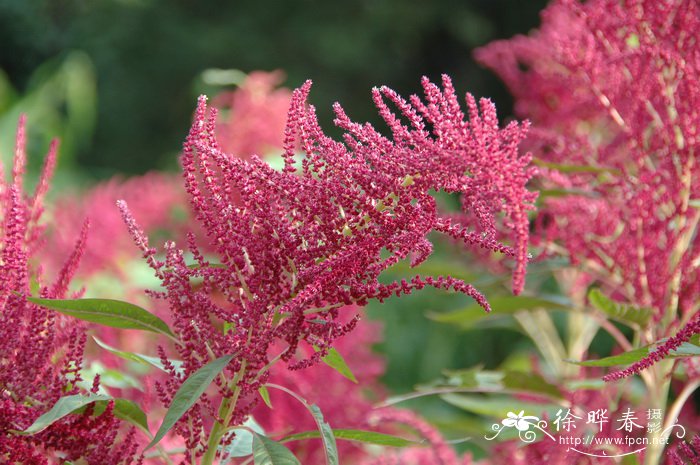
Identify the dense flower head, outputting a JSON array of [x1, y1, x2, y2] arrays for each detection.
[[476, 0, 700, 376], [0, 117, 137, 464], [119, 74, 534, 454]]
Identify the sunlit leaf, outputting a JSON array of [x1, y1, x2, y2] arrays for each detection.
[[258, 386, 273, 409], [317, 347, 357, 383], [29, 297, 175, 338], [19, 394, 111, 434], [282, 429, 418, 447]]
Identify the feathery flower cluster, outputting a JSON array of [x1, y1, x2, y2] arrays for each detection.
[[668, 435, 700, 465], [119, 75, 534, 455], [476, 0, 700, 377], [0, 117, 137, 464]]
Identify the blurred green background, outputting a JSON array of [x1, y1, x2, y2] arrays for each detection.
[[0, 1, 555, 454], [0, 0, 547, 180]]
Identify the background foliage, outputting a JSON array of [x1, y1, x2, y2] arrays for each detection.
[[0, 0, 547, 177]]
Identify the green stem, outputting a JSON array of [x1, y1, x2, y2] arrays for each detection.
[[642, 361, 672, 465], [201, 361, 247, 465]]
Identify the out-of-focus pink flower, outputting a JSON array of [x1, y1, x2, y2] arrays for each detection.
[[476, 0, 700, 377], [0, 116, 138, 464], [46, 173, 190, 379], [358, 408, 478, 465], [212, 70, 292, 159], [48, 172, 187, 281]]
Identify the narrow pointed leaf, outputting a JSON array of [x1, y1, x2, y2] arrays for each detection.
[[532, 158, 619, 174], [93, 336, 184, 374], [588, 289, 652, 328], [146, 354, 234, 450], [28, 297, 175, 338], [429, 295, 570, 329], [20, 394, 111, 434], [318, 347, 357, 383], [440, 394, 561, 419], [105, 399, 149, 432], [309, 404, 339, 465], [265, 385, 338, 465], [282, 429, 418, 447], [567, 347, 649, 367], [568, 337, 700, 367], [253, 433, 301, 465], [434, 368, 564, 400], [87, 398, 149, 432], [259, 386, 273, 409]]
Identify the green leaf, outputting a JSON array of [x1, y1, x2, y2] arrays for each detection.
[[112, 398, 149, 431], [253, 433, 301, 465], [317, 347, 357, 383], [264, 385, 339, 465], [538, 188, 600, 200], [91, 398, 149, 432], [19, 394, 111, 434], [568, 338, 700, 367], [146, 354, 234, 450], [80, 361, 143, 391], [28, 297, 175, 338], [93, 336, 184, 374], [532, 158, 620, 175], [674, 342, 700, 357], [310, 404, 339, 465], [258, 386, 273, 409], [588, 289, 652, 328], [282, 429, 418, 447], [500, 371, 563, 400], [429, 295, 571, 330], [440, 394, 561, 419], [565, 378, 607, 390], [220, 417, 266, 460], [434, 367, 564, 400], [567, 346, 650, 367]]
